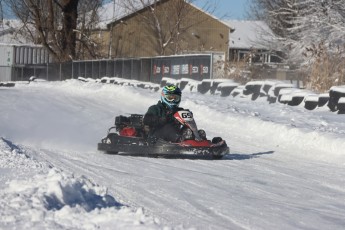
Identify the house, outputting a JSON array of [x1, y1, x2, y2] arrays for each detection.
[[223, 20, 282, 64], [97, 0, 231, 60]]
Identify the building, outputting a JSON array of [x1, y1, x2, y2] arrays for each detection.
[[224, 20, 282, 64], [0, 2, 284, 82], [0, 44, 51, 81], [97, 0, 231, 60]]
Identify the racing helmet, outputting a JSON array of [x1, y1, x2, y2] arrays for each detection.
[[161, 84, 182, 109]]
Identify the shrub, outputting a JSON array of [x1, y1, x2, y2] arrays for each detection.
[[305, 43, 345, 93]]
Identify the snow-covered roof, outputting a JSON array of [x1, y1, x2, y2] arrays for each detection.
[[223, 20, 277, 50], [0, 19, 34, 45], [98, 0, 230, 30], [98, 0, 163, 29], [97, 0, 137, 29], [0, 20, 18, 38]]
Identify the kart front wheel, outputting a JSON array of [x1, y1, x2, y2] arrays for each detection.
[[104, 133, 119, 154]]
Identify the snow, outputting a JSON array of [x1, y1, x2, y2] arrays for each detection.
[[278, 88, 314, 101], [178, 77, 200, 85], [217, 82, 240, 88], [98, 0, 157, 29], [279, 93, 292, 102], [304, 94, 319, 102], [290, 90, 314, 97], [267, 83, 295, 97], [161, 77, 179, 85], [0, 138, 160, 229], [331, 85, 345, 93], [212, 78, 234, 84], [231, 85, 245, 95], [1, 79, 345, 229], [201, 79, 213, 83], [319, 93, 330, 98], [245, 80, 264, 86], [98, 1, 131, 29]]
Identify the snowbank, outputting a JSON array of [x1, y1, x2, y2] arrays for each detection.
[[0, 138, 162, 229]]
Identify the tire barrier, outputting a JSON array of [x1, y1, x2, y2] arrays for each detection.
[[327, 86, 345, 112], [243, 81, 264, 100], [230, 85, 245, 98], [318, 94, 329, 107], [217, 82, 240, 97], [197, 79, 212, 94], [304, 95, 319, 110], [78, 77, 344, 114], [337, 98, 345, 114], [0, 82, 15, 87]]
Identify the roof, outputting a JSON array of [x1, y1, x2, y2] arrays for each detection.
[[0, 19, 20, 35], [98, 0, 230, 30], [98, 0, 155, 29], [0, 19, 33, 45], [223, 20, 277, 50]]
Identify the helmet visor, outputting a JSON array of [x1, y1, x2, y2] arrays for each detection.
[[164, 94, 181, 102]]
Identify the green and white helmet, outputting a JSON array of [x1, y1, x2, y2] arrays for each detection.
[[161, 84, 182, 109]]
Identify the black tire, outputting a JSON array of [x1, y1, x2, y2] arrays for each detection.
[[327, 101, 338, 112], [105, 133, 119, 154], [304, 101, 318, 110], [212, 155, 224, 160], [251, 93, 260, 101], [212, 137, 223, 144], [105, 151, 119, 154]]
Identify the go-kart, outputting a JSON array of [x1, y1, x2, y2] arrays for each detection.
[[98, 110, 229, 159]]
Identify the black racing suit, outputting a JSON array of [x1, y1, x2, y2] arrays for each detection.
[[143, 101, 183, 142]]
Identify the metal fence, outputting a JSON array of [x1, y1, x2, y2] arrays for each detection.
[[8, 54, 213, 83]]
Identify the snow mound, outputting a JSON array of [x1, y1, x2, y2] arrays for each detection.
[[0, 138, 162, 229], [0, 138, 43, 170]]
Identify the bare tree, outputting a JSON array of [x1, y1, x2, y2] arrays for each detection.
[[250, 0, 345, 57], [250, 0, 345, 89], [3, 0, 104, 61], [74, 0, 104, 59], [0, 0, 4, 28], [249, 0, 300, 39]]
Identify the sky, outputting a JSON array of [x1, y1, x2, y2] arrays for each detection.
[[1, 0, 251, 20], [195, 0, 251, 19], [1, 78, 345, 229]]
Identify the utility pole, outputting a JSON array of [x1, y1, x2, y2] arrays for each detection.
[[0, 1, 3, 31], [108, 0, 116, 59]]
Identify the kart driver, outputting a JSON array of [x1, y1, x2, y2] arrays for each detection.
[[143, 84, 184, 142]]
